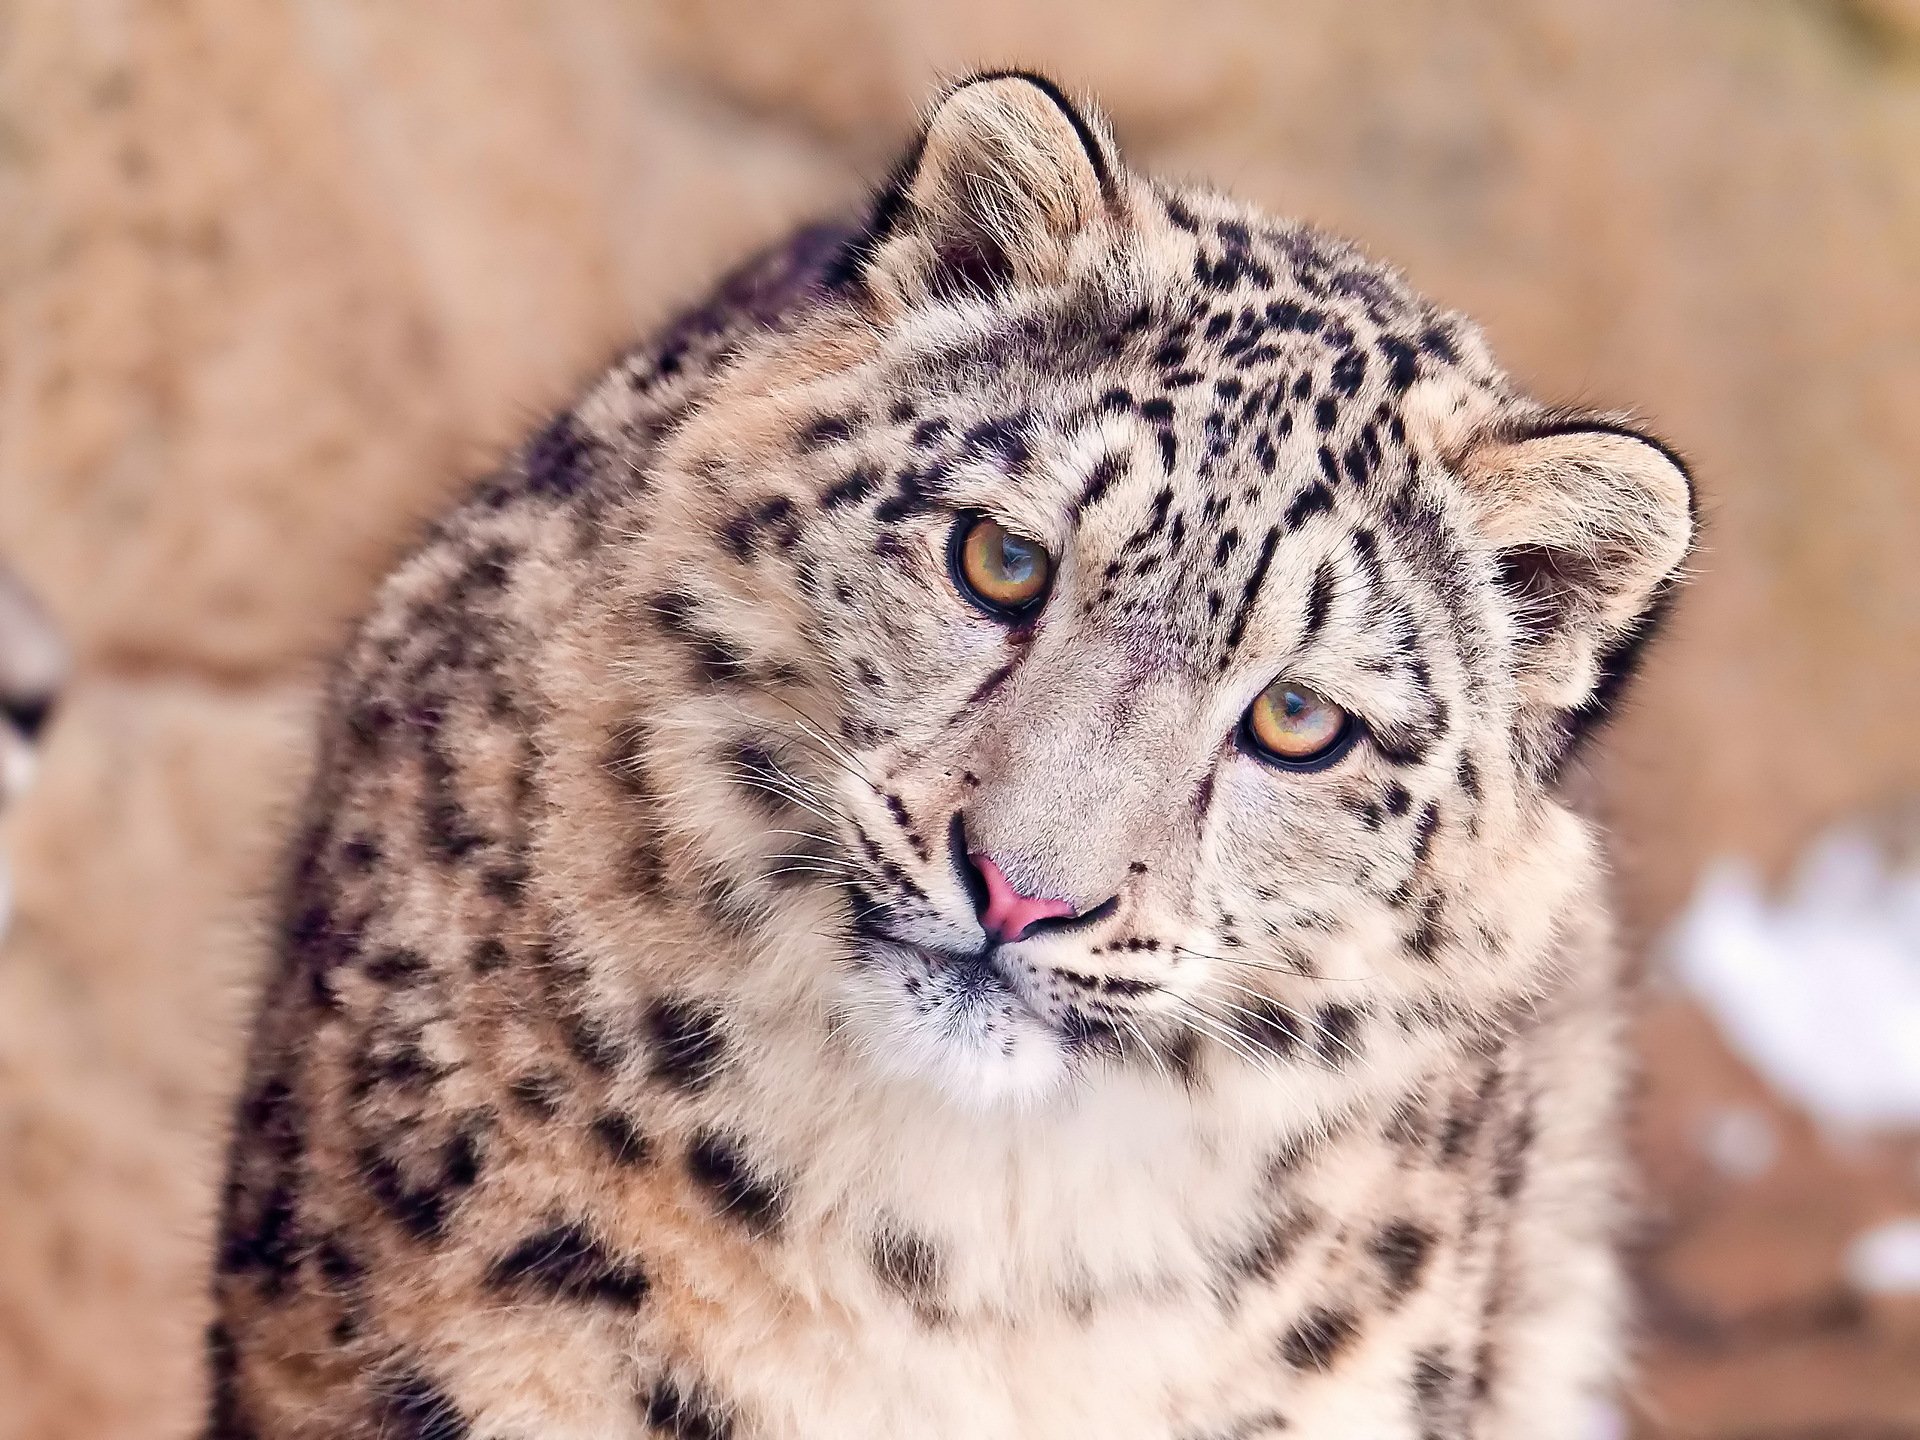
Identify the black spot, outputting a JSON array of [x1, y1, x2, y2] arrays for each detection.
[[1379, 334, 1420, 392], [1341, 438, 1372, 485], [647, 998, 727, 1091], [687, 1131, 785, 1237], [483, 862, 528, 907], [359, 1130, 481, 1244], [1411, 802, 1440, 864], [722, 737, 792, 815], [910, 416, 952, 448], [872, 1225, 943, 1300], [1191, 771, 1217, 823], [1329, 348, 1368, 396], [962, 415, 1031, 470], [561, 1010, 626, 1072], [719, 495, 801, 560], [1371, 1221, 1434, 1300], [1406, 893, 1449, 963], [523, 413, 594, 498], [509, 1070, 565, 1117], [1220, 1208, 1315, 1294], [649, 590, 751, 684], [1316, 444, 1341, 486], [873, 462, 942, 524], [1455, 756, 1481, 803], [799, 413, 855, 449], [363, 947, 428, 985], [486, 1220, 649, 1308], [341, 835, 381, 870], [418, 732, 487, 861], [1312, 1003, 1362, 1066], [1228, 995, 1303, 1059], [1283, 482, 1334, 529], [380, 1369, 471, 1440], [218, 1179, 300, 1286], [1278, 1306, 1359, 1371], [592, 1112, 653, 1168], [644, 1379, 735, 1440], [822, 463, 882, 509], [1266, 299, 1324, 334], [242, 1076, 303, 1163], [1164, 195, 1200, 232], [443, 1126, 483, 1188]]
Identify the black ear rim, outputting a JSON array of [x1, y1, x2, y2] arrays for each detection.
[[1486, 412, 1700, 781], [826, 69, 1118, 294], [1544, 573, 1681, 780], [1497, 410, 1700, 529]]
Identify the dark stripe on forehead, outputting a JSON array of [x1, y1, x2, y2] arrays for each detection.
[[1072, 451, 1128, 518], [1302, 561, 1336, 644], [1221, 524, 1281, 658]]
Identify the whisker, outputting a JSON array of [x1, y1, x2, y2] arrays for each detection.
[[1201, 987, 1363, 1070], [1174, 943, 1368, 985], [1168, 996, 1270, 1071], [720, 769, 850, 826], [1118, 1013, 1173, 1085], [764, 853, 860, 871]]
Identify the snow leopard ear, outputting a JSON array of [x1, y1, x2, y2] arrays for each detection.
[[1456, 412, 1695, 745], [839, 71, 1121, 308]]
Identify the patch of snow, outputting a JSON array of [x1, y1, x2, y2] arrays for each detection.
[[1845, 1218, 1920, 1296], [1668, 828, 1920, 1134]]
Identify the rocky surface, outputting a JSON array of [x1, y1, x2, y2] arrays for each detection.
[[2, 3, 1916, 1436]]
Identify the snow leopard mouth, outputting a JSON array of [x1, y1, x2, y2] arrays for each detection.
[[854, 927, 1036, 1009], [849, 923, 1143, 1061]]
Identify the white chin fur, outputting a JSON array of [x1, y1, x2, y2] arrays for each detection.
[[840, 971, 1070, 1109]]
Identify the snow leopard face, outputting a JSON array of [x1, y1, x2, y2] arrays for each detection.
[[623, 74, 1691, 1104]]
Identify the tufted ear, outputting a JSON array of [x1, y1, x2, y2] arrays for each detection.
[[1456, 413, 1695, 750], [840, 71, 1120, 308]]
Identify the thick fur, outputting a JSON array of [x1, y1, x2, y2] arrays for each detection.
[[207, 74, 1692, 1440]]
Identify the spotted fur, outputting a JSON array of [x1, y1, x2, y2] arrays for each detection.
[[207, 73, 1693, 1439]]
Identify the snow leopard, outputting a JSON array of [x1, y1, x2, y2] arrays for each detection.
[[206, 71, 1694, 1440]]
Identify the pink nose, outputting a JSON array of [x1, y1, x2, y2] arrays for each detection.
[[970, 852, 1078, 944]]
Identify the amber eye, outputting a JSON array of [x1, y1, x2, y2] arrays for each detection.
[[1242, 681, 1356, 770], [949, 513, 1053, 618]]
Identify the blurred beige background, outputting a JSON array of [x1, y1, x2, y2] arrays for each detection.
[[3, 2, 1919, 1437]]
